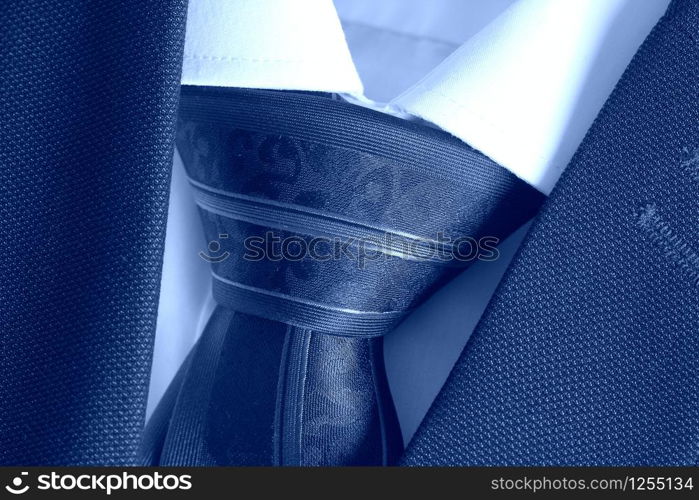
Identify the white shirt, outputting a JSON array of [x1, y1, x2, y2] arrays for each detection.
[[151, 0, 670, 443]]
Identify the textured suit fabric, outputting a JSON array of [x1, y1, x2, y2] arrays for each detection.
[[402, 0, 699, 465], [141, 87, 544, 465], [0, 0, 188, 464]]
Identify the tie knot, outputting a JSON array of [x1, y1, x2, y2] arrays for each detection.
[[178, 87, 544, 337]]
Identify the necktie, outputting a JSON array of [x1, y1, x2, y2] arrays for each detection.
[[141, 87, 545, 465], [0, 0, 188, 464], [402, 0, 699, 466]]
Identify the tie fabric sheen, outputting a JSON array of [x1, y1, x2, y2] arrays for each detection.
[[141, 87, 545, 465], [402, 0, 699, 466], [0, 0, 188, 465]]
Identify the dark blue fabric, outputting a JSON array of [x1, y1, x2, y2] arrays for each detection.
[[142, 87, 544, 465], [0, 0, 188, 465], [402, 0, 699, 466]]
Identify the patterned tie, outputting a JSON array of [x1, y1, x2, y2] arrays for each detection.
[[0, 0, 187, 465], [402, 0, 699, 465], [141, 87, 545, 465]]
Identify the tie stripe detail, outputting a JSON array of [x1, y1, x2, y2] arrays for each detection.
[[212, 272, 408, 337]]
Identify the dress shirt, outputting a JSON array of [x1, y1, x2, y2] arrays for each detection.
[[151, 0, 670, 443]]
